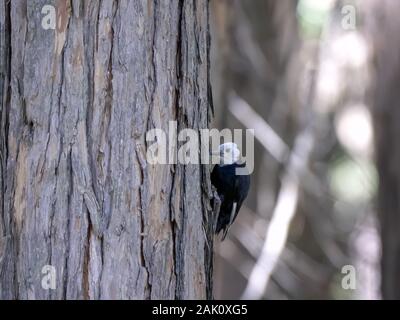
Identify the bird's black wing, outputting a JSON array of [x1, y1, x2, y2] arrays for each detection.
[[231, 173, 250, 225], [211, 163, 250, 238]]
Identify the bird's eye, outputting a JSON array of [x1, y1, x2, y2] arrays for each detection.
[[226, 148, 231, 153]]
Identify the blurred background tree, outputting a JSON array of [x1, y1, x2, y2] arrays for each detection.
[[210, 0, 383, 300], [365, 0, 400, 300]]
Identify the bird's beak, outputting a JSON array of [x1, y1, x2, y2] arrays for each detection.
[[210, 150, 220, 156]]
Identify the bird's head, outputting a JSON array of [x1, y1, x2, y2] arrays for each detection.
[[212, 142, 241, 165]]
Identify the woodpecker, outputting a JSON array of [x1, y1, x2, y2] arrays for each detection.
[[211, 143, 251, 240]]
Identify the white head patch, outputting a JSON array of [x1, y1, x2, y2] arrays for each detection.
[[218, 142, 240, 165]]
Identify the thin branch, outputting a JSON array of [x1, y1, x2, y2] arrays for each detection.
[[233, 68, 318, 300], [229, 94, 290, 163]]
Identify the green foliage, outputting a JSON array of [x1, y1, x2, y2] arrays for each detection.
[[297, 0, 334, 38], [329, 155, 377, 205]]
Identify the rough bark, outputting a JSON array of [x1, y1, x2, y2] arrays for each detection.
[[0, 0, 213, 300]]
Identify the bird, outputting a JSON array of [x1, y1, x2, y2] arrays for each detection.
[[211, 142, 251, 240]]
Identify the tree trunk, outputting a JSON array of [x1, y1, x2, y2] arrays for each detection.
[[366, 0, 400, 300], [0, 0, 213, 300]]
